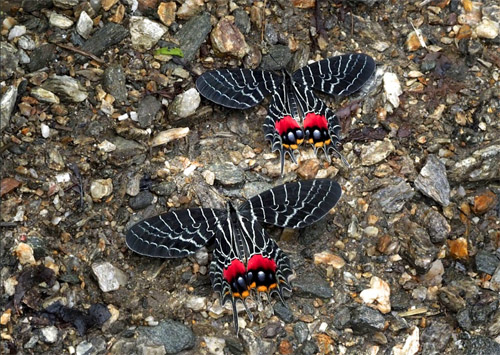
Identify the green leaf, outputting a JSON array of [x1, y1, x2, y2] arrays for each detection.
[[154, 47, 184, 57]]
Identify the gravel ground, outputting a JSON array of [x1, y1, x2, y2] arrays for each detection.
[[1, 0, 500, 354]]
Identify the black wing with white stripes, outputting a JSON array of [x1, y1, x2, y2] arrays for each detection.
[[196, 68, 283, 109], [292, 53, 375, 97], [238, 179, 342, 228], [126, 208, 225, 258]]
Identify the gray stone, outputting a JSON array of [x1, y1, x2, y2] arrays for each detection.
[[169, 88, 200, 119], [137, 96, 162, 128], [49, 13, 74, 29], [372, 178, 415, 213], [27, 44, 56, 72], [293, 322, 309, 344], [130, 16, 167, 52], [8, 25, 26, 41], [129, 191, 154, 210], [103, 65, 127, 103], [260, 45, 292, 71], [0, 42, 19, 80], [233, 8, 251, 34], [77, 23, 128, 63], [77, 11, 93, 39], [421, 320, 453, 353], [18, 36, 36, 50], [239, 329, 276, 355], [40, 326, 58, 343], [450, 142, 500, 182], [463, 336, 500, 355], [415, 155, 450, 206], [349, 306, 386, 334], [293, 272, 333, 299], [210, 163, 244, 186], [41, 75, 88, 103], [457, 308, 473, 331], [22, 0, 52, 12], [395, 218, 437, 272], [31, 87, 60, 104], [241, 182, 273, 199], [0, 85, 18, 131], [174, 12, 212, 62], [137, 320, 195, 354], [299, 341, 319, 355], [53, 0, 79, 8], [76, 340, 94, 355], [273, 303, 295, 323], [424, 209, 451, 243], [360, 139, 395, 166], [150, 181, 176, 196], [92, 261, 128, 292], [109, 136, 147, 165], [475, 250, 499, 275]]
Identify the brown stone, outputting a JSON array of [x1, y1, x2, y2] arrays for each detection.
[[472, 190, 498, 215], [279, 340, 293, 355], [101, 0, 118, 11], [0, 177, 21, 196], [297, 159, 320, 179], [448, 237, 468, 259], [158, 2, 176, 26], [292, 0, 315, 9], [211, 18, 249, 59], [109, 4, 125, 24]]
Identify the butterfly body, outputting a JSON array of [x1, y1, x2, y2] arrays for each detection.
[[126, 179, 342, 333], [196, 53, 376, 173]]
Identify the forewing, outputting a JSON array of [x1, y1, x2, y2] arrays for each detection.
[[196, 68, 283, 109], [239, 179, 342, 228], [126, 208, 225, 258], [293, 53, 376, 97]]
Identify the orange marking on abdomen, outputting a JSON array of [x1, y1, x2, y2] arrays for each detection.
[[303, 112, 328, 130], [275, 115, 301, 135]]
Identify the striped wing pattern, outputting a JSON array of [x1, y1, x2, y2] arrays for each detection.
[[126, 179, 342, 333], [196, 68, 283, 109], [126, 208, 224, 258], [239, 179, 342, 228], [292, 53, 376, 97]]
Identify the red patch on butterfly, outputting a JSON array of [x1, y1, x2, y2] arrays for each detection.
[[274, 115, 301, 135], [303, 112, 328, 130], [223, 259, 246, 282], [247, 254, 277, 272]]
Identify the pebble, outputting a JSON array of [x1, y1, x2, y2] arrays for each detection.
[[383, 72, 402, 110], [8, 25, 26, 40], [49, 13, 74, 29], [395, 218, 437, 271], [76, 341, 93, 355], [151, 127, 190, 148], [293, 272, 333, 299], [203, 336, 226, 355], [360, 139, 395, 166], [293, 321, 310, 344], [475, 250, 499, 275], [421, 259, 444, 286], [76, 11, 93, 39], [360, 276, 391, 314], [174, 12, 212, 62], [41, 123, 50, 138], [463, 335, 500, 355], [202, 170, 215, 185], [18, 36, 36, 50], [372, 178, 414, 213], [313, 251, 346, 269], [185, 296, 207, 311], [53, 0, 79, 8], [273, 303, 295, 323], [472, 190, 497, 215], [41, 75, 88, 103], [424, 209, 450, 243], [0, 85, 17, 130], [414, 155, 450, 207], [194, 247, 209, 266], [210, 163, 244, 186], [169, 88, 200, 119], [157, 2, 176, 26], [77, 23, 128, 63], [129, 190, 154, 210], [392, 327, 419, 355], [129, 16, 167, 51], [297, 159, 320, 179], [91, 261, 128, 292], [40, 326, 59, 344], [103, 65, 127, 103], [137, 95, 162, 128], [137, 320, 195, 353], [97, 140, 117, 153], [27, 44, 56, 72], [475, 18, 499, 39], [234, 8, 251, 34], [14, 242, 36, 265], [31, 87, 60, 104], [349, 305, 386, 334], [0, 42, 19, 80], [211, 18, 249, 58], [90, 178, 113, 200]]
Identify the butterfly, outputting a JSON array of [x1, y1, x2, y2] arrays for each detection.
[[126, 179, 342, 333], [196, 53, 376, 174]]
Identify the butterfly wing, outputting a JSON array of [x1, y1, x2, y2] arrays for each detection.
[[196, 68, 283, 109], [292, 53, 376, 97], [126, 208, 225, 258], [238, 179, 342, 228]]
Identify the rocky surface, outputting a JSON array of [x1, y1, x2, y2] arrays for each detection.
[[1, 0, 499, 354]]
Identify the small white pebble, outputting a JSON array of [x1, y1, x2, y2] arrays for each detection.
[[129, 111, 138, 121], [41, 123, 50, 138]]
